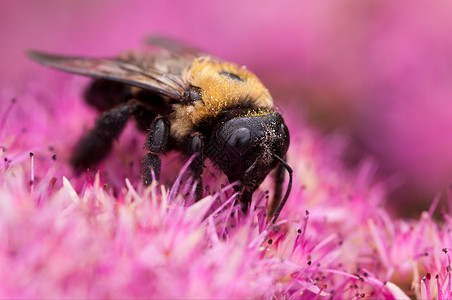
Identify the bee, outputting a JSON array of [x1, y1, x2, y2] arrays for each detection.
[[27, 37, 292, 222]]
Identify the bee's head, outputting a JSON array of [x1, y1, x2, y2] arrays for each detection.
[[208, 112, 290, 192]]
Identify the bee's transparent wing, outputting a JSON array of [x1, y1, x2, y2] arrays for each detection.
[[145, 36, 206, 58], [27, 50, 188, 100]]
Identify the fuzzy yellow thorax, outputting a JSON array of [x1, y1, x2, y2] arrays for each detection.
[[170, 57, 274, 139], [186, 57, 273, 113]]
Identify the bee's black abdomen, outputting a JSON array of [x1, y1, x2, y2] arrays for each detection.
[[84, 79, 133, 112]]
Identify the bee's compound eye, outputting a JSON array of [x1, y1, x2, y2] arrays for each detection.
[[227, 127, 251, 155], [279, 123, 288, 136]]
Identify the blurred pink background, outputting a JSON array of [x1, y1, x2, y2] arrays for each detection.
[[2, 0, 452, 216]]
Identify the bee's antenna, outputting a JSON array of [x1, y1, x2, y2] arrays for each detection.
[[271, 154, 293, 224]]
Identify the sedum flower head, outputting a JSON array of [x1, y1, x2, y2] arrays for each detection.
[[0, 75, 451, 299]]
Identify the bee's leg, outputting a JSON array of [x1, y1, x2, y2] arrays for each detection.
[[188, 132, 204, 201], [142, 116, 170, 186], [240, 189, 253, 215], [71, 100, 143, 171], [231, 185, 253, 216], [267, 157, 286, 220]]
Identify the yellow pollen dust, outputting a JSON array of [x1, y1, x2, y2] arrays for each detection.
[[241, 108, 273, 118]]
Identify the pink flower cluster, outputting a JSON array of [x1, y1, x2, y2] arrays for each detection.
[[0, 76, 451, 299]]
